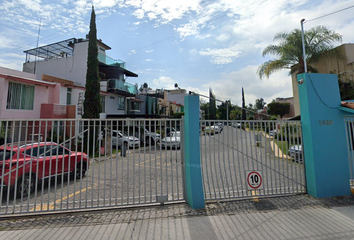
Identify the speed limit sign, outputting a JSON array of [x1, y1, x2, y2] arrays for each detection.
[[246, 171, 263, 190]]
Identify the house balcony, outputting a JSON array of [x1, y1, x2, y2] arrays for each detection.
[[98, 53, 126, 69], [107, 78, 138, 97]]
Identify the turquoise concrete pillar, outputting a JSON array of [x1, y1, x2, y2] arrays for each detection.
[[297, 73, 350, 197], [184, 95, 205, 209]]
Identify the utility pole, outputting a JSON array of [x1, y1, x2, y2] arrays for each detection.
[[34, 18, 42, 75], [300, 19, 307, 73], [226, 100, 229, 121]]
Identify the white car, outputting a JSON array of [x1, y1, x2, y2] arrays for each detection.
[[99, 130, 140, 148], [144, 128, 161, 145], [204, 125, 222, 135], [160, 131, 181, 149], [288, 145, 303, 162]]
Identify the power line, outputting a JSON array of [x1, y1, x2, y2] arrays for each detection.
[[305, 4, 354, 23], [191, 91, 273, 118]]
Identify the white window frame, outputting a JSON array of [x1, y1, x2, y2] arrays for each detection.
[[6, 82, 35, 110], [118, 96, 125, 110]]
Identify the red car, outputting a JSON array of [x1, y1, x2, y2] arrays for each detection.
[[0, 142, 89, 197]]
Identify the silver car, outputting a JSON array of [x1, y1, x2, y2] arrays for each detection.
[[288, 145, 303, 162], [160, 131, 181, 149], [99, 130, 140, 148]]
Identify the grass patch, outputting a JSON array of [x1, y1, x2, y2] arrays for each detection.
[[274, 139, 290, 155]]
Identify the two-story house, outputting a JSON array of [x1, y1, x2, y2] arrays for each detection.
[[22, 37, 139, 119]]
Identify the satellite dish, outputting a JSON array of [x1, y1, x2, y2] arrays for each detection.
[[174, 83, 178, 88], [143, 83, 148, 88]]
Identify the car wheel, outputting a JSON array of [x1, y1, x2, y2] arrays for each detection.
[[75, 162, 87, 179], [17, 174, 36, 197]]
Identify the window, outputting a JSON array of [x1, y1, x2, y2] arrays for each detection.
[[66, 88, 72, 105], [131, 101, 140, 111], [25, 146, 43, 157], [51, 146, 70, 156], [6, 82, 35, 110], [118, 97, 125, 110]]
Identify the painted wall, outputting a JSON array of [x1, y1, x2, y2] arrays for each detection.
[[0, 80, 52, 119], [292, 44, 354, 116], [105, 94, 125, 115], [298, 73, 350, 197], [167, 90, 187, 106], [23, 41, 88, 87]]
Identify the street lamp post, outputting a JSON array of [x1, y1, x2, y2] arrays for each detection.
[[300, 19, 307, 73]]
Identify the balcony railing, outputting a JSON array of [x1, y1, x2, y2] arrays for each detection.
[[107, 78, 138, 95], [98, 52, 126, 69]]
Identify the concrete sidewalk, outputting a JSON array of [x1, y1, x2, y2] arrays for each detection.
[[1, 195, 354, 239]]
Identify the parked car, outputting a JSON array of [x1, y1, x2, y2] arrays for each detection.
[[269, 129, 277, 137], [160, 131, 181, 149], [156, 127, 176, 137], [204, 125, 222, 135], [232, 122, 242, 128], [99, 130, 140, 149], [288, 145, 303, 162], [215, 123, 224, 130], [144, 128, 160, 146], [0, 141, 89, 197]]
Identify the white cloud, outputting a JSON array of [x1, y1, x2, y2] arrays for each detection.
[[199, 46, 241, 64], [206, 65, 293, 106], [151, 76, 177, 89], [216, 33, 229, 42], [145, 50, 154, 53], [145, 58, 153, 61]]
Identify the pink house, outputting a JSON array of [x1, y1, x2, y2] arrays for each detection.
[[0, 66, 77, 141]]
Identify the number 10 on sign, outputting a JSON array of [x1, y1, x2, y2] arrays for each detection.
[[246, 171, 263, 190]]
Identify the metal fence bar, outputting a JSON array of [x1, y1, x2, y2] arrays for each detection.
[[344, 117, 354, 188], [200, 120, 306, 201], [0, 118, 185, 215]]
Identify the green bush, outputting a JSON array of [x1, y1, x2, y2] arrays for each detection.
[[275, 123, 302, 144]]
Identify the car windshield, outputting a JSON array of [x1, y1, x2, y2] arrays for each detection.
[[0, 149, 15, 161], [120, 131, 128, 137], [169, 132, 180, 138]]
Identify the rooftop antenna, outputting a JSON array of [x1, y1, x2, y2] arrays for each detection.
[[34, 18, 43, 74]]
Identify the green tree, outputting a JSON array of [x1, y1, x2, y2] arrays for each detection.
[[209, 88, 217, 120], [258, 26, 343, 78], [83, 6, 102, 118], [200, 101, 209, 119], [82, 6, 102, 155], [255, 98, 266, 110], [241, 88, 246, 121], [267, 102, 290, 118], [339, 79, 354, 101], [229, 108, 241, 120], [217, 100, 231, 120]]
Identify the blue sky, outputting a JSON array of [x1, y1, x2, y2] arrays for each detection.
[[1, 0, 354, 106]]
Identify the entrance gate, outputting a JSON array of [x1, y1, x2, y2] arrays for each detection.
[[200, 120, 306, 201], [0, 119, 184, 215]]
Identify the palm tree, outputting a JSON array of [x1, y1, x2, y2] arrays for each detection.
[[258, 26, 343, 79]]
